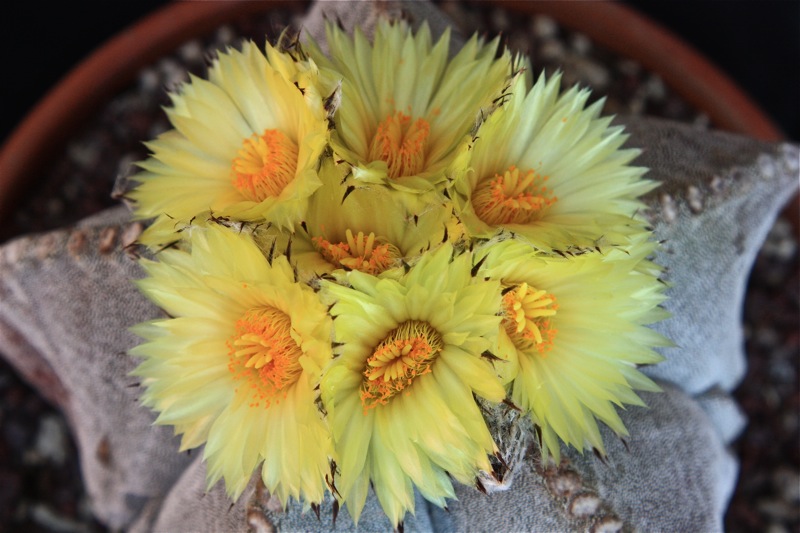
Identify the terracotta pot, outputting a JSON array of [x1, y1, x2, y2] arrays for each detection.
[[0, 1, 789, 229]]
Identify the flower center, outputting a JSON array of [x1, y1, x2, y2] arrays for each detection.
[[231, 129, 299, 202], [502, 282, 558, 355], [227, 307, 303, 408], [313, 229, 401, 275], [472, 166, 557, 226], [369, 111, 430, 179], [360, 320, 444, 410]]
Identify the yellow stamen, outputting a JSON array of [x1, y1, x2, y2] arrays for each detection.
[[502, 282, 558, 355], [472, 166, 557, 226], [369, 111, 430, 179], [313, 229, 401, 275], [360, 320, 443, 410], [227, 307, 303, 408], [231, 129, 299, 202]]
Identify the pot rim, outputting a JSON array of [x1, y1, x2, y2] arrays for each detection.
[[0, 0, 784, 225]]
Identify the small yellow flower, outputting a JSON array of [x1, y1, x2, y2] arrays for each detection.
[[320, 244, 506, 525], [478, 238, 669, 461], [266, 159, 456, 280], [308, 20, 511, 193], [451, 72, 657, 251], [130, 40, 332, 247], [131, 225, 333, 505]]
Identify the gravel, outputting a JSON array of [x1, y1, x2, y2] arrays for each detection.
[[0, 3, 796, 532]]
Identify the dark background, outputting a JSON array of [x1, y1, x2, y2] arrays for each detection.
[[627, 0, 799, 141], [0, 1, 798, 147]]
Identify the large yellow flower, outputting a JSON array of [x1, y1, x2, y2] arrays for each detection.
[[129, 40, 332, 247], [308, 20, 511, 194], [131, 225, 333, 505], [451, 72, 657, 252], [320, 244, 506, 526], [478, 238, 669, 461]]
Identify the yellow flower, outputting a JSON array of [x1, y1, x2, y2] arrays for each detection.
[[478, 238, 669, 461], [131, 225, 333, 505], [129, 40, 332, 247], [308, 20, 511, 193], [263, 158, 456, 280], [320, 244, 506, 525], [451, 72, 657, 251]]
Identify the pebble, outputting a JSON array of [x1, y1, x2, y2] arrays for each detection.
[[30, 504, 90, 533], [574, 57, 610, 90], [531, 15, 558, 39], [158, 57, 188, 91], [570, 33, 592, 55], [179, 39, 205, 66], [34, 415, 67, 465], [627, 93, 646, 115], [137, 68, 160, 93], [508, 34, 532, 57], [781, 411, 798, 433], [46, 198, 65, 218], [766, 523, 789, 533], [767, 357, 796, 384], [692, 112, 711, 129], [758, 498, 798, 521], [773, 468, 800, 503], [216, 25, 237, 46], [616, 58, 641, 77], [539, 39, 566, 62], [761, 219, 797, 260], [489, 7, 510, 31], [67, 142, 99, 168], [644, 74, 667, 101]]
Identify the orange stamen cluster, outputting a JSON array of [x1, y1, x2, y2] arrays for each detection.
[[231, 129, 299, 202], [502, 282, 558, 355], [472, 166, 557, 226], [313, 229, 401, 275], [360, 320, 443, 410], [227, 307, 303, 408], [369, 111, 430, 179]]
